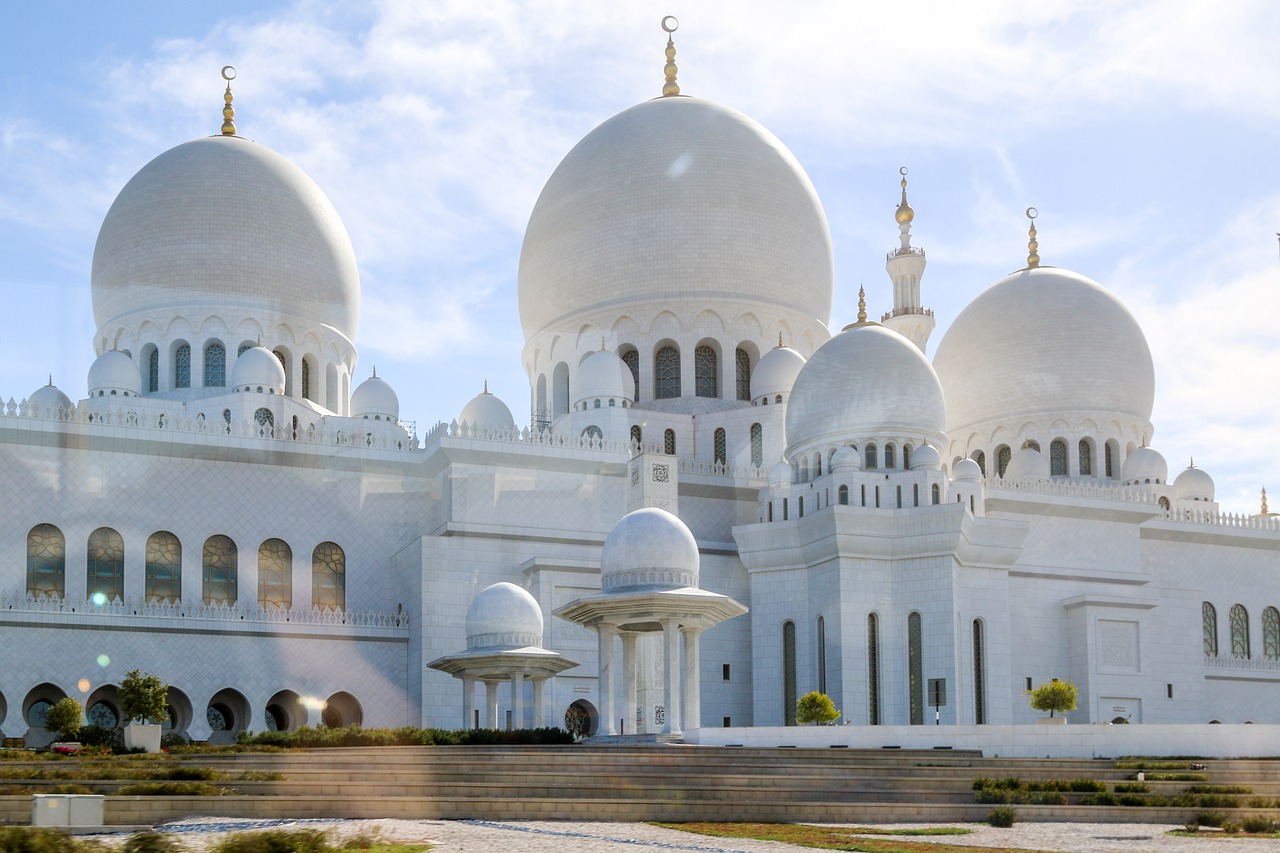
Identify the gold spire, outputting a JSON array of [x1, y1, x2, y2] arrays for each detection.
[[895, 166, 915, 226], [221, 66, 237, 136], [483, 379, 489, 394], [372, 366, 377, 379], [661, 16, 680, 97], [1262, 488, 1271, 515], [1025, 207, 1040, 268], [601, 336, 607, 351], [777, 332, 784, 348], [856, 286, 868, 324], [47, 374, 53, 387]]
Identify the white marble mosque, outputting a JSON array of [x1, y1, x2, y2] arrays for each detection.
[[1, 23, 1278, 750]]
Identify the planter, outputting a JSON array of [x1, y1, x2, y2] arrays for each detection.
[[122, 723, 162, 753], [1036, 716, 1068, 725]]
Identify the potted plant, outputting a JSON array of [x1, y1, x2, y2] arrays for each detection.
[[118, 669, 169, 753], [795, 691, 841, 725], [45, 696, 84, 751], [1028, 677, 1077, 724]]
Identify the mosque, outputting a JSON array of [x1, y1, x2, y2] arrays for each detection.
[[1, 20, 1277, 749]]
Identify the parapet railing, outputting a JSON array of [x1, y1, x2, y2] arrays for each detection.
[[987, 477, 1161, 504], [1165, 507, 1280, 532], [0, 592, 408, 629], [1204, 655, 1280, 673]]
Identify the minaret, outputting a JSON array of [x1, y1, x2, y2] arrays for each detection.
[[881, 167, 934, 352]]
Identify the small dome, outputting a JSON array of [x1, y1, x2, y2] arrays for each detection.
[[465, 582, 544, 650], [1122, 446, 1168, 486], [831, 445, 861, 473], [1174, 464, 1215, 502], [575, 348, 635, 406], [769, 460, 793, 486], [351, 373, 399, 420], [29, 381, 72, 414], [786, 322, 946, 461], [88, 350, 141, 397], [910, 444, 941, 470], [953, 458, 983, 481], [1004, 445, 1050, 481], [459, 385, 516, 431], [600, 507, 699, 592], [231, 345, 286, 394], [752, 343, 807, 401]]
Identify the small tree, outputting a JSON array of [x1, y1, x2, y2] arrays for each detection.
[[45, 697, 83, 741], [119, 670, 169, 725], [1027, 678, 1077, 718], [795, 691, 840, 725]]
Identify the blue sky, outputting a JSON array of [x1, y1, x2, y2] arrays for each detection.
[[3, 1, 1278, 512]]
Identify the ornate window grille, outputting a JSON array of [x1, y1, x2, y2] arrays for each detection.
[[867, 613, 880, 725], [664, 429, 676, 455], [202, 535, 238, 605], [908, 611, 924, 724], [713, 428, 726, 464], [695, 345, 718, 398], [655, 346, 680, 399], [26, 523, 65, 598], [1262, 606, 1280, 661], [973, 450, 986, 477], [973, 619, 986, 724], [174, 344, 191, 389], [87, 527, 125, 601], [148, 348, 159, 393], [204, 343, 226, 387], [750, 423, 762, 467], [997, 445, 1011, 477], [1203, 601, 1218, 657], [1050, 439, 1068, 476], [1230, 604, 1250, 658], [145, 531, 182, 602], [735, 347, 751, 401], [1079, 439, 1093, 475], [312, 541, 346, 610], [782, 621, 797, 725], [622, 350, 640, 402], [258, 538, 293, 608]]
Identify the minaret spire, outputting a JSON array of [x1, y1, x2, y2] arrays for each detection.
[[881, 167, 934, 352], [661, 17, 680, 96], [1025, 207, 1041, 268], [220, 66, 237, 136]]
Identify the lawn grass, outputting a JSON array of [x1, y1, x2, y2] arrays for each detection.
[[653, 822, 1067, 853]]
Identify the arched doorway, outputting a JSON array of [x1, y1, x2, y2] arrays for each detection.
[[206, 688, 251, 746], [564, 699, 597, 739], [321, 692, 362, 729], [264, 689, 306, 732]]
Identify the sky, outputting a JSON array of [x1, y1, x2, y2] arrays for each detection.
[[2, 0, 1278, 513]]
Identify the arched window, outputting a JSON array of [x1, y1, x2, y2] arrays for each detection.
[[1024, 439, 1041, 452], [838, 485, 849, 505], [258, 539, 292, 609], [202, 535, 238, 605], [26, 524, 65, 598], [87, 527, 125, 601], [204, 342, 226, 388], [174, 343, 191, 389], [147, 348, 159, 394], [799, 458, 809, 482], [301, 358, 311, 400], [813, 451, 822, 478], [750, 423, 763, 468], [695, 345, 718, 398], [908, 611, 924, 725], [655, 345, 681, 399], [1079, 439, 1093, 476], [902, 445, 912, 470], [630, 425, 642, 446], [931, 483, 940, 505], [1104, 441, 1116, 478], [1230, 604, 1250, 658], [884, 444, 896, 470], [534, 375, 548, 427], [312, 542, 345, 610], [816, 615, 827, 695], [582, 425, 603, 442], [620, 349, 640, 402], [664, 429, 676, 455], [867, 613, 880, 725], [973, 619, 986, 725], [1263, 606, 1280, 661], [255, 408, 274, 437], [593, 398, 601, 409], [782, 621, 797, 726], [553, 362, 570, 418], [973, 450, 986, 477], [735, 347, 751, 401], [145, 531, 182, 602], [865, 443, 878, 470], [1050, 439, 1067, 476], [713, 428, 727, 464], [996, 445, 1012, 477], [222, 409, 232, 433], [238, 343, 253, 356]]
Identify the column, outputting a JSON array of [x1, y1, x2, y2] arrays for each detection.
[[483, 679, 499, 729], [532, 677, 546, 728], [462, 676, 476, 730], [511, 671, 526, 730], [682, 627, 702, 732], [621, 633, 638, 735], [662, 619, 682, 735], [598, 623, 617, 735]]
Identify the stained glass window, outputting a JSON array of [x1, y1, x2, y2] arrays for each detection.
[[884, 444, 896, 469], [204, 343, 226, 387], [867, 613, 880, 725], [1050, 439, 1067, 476], [26, 523, 65, 598], [838, 485, 849, 505], [782, 621, 797, 726], [713, 428, 726, 465], [695, 345, 718, 398], [1202, 602, 1217, 657], [145, 531, 182, 602], [735, 348, 751, 401], [1230, 604, 1250, 658], [1079, 439, 1093, 476], [87, 527, 125, 601], [1263, 606, 1279, 661], [202, 535, 238, 605], [865, 444, 878, 470], [973, 620, 986, 725], [750, 423, 762, 467], [258, 539, 292, 608], [174, 344, 191, 389], [909, 611, 923, 725], [621, 349, 640, 402], [655, 346, 680, 399], [148, 348, 159, 393], [312, 542, 345, 610]]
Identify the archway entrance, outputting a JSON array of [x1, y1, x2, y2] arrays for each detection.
[[564, 699, 597, 739]]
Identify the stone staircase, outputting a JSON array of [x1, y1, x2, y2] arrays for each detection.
[[1, 745, 1278, 826]]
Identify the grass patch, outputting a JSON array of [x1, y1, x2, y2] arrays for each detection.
[[0, 826, 108, 851], [209, 828, 426, 852], [116, 781, 233, 796], [651, 822, 1079, 853]]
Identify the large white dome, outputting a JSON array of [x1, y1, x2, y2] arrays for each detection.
[[785, 322, 946, 460], [600, 507, 700, 592], [518, 96, 833, 341], [92, 135, 360, 342], [465, 582, 544, 650], [934, 267, 1154, 438]]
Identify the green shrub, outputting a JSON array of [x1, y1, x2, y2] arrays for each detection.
[[119, 670, 169, 725], [0, 826, 102, 852], [1195, 811, 1226, 828], [78, 725, 123, 750], [116, 781, 229, 796], [1116, 794, 1146, 806], [1220, 821, 1241, 834], [47, 784, 96, 794], [1113, 782, 1150, 793], [1187, 784, 1252, 794], [122, 832, 182, 853], [795, 691, 840, 725], [211, 828, 332, 852], [161, 766, 218, 781], [1027, 678, 1077, 717], [986, 806, 1016, 827], [44, 698, 84, 742], [1182, 821, 1199, 833], [1142, 772, 1207, 782], [1242, 816, 1275, 834], [1081, 792, 1117, 806]]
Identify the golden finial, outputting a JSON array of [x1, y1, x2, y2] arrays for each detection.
[[1262, 487, 1270, 515], [220, 66, 238, 136], [483, 379, 489, 394], [601, 336, 607, 351], [661, 16, 680, 97], [777, 332, 784, 348], [47, 374, 53, 387], [856, 286, 868, 324], [1189, 457, 1195, 468], [1025, 207, 1040, 268], [372, 366, 377, 379], [895, 166, 915, 226]]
